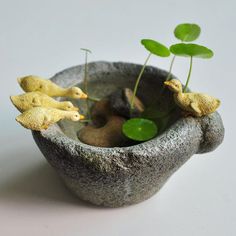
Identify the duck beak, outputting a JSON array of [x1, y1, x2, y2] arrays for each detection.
[[72, 106, 79, 111], [79, 114, 85, 120], [80, 92, 88, 99]]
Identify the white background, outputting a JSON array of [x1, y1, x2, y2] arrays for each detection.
[[0, 0, 235, 235]]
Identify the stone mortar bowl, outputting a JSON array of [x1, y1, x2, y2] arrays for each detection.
[[32, 61, 224, 207]]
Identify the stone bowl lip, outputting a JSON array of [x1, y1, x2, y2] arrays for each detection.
[[32, 61, 220, 158]]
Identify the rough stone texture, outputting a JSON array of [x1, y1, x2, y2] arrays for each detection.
[[32, 61, 225, 207]]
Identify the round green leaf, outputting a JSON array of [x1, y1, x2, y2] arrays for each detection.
[[122, 118, 158, 141], [170, 43, 214, 58], [174, 23, 201, 42], [141, 39, 170, 57]]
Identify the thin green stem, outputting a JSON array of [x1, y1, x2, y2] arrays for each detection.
[[158, 55, 176, 96], [81, 49, 91, 119], [150, 55, 176, 109], [165, 39, 183, 82], [165, 39, 184, 82], [87, 96, 100, 102], [166, 55, 176, 81], [130, 53, 152, 111], [80, 119, 92, 123], [84, 52, 88, 95], [183, 56, 193, 93]]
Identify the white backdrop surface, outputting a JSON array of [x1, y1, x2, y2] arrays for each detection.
[[0, 0, 235, 235]]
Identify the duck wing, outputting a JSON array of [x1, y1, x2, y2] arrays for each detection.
[[191, 93, 220, 114]]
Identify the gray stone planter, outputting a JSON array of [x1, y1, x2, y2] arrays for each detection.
[[32, 61, 224, 207]]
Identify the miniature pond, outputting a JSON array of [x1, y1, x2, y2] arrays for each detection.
[[57, 63, 181, 146]]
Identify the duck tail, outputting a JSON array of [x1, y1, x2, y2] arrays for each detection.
[[216, 99, 221, 109], [10, 95, 16, 104], [15, 115, 23, 125], [17, 77, 23, 84]]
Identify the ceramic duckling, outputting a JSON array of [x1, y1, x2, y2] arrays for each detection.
[[16, 107, 85, 131], [10, 92, 79, 113], [17, 75, 87, 99], [164, 79, 220, 117]]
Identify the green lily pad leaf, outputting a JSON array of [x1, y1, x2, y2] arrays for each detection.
[[174, 23, 201, 42], [141, 39, 170, 57], [170, 43, 214, 58], [122, 118, 158, 141]]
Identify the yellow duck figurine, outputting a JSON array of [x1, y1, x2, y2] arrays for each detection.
[[16, 107, 85, 131], [17, 75, 88, 99], [10, 92, 79, 113], [164, 79, 220, 117]]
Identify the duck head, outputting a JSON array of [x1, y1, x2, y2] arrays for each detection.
[[70, 87, 88, 99], [164, 79, 182, 93], [61, 101, 79, 111], [68, 111, 85, 121], [64, 111, 85, 121]]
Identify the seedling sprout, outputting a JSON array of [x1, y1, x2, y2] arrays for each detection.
[[130, 39, 170, 111], [124, 39, 170, 142]]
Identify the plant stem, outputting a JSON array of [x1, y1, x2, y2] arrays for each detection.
[[87, 96, 100, 102], [130, 53, 152, 111], [166, 39, 183, 82], [80, 119, 92, 123], [183, 56, 193, 93], [84, 52, 88, 95], [148, 55, 176, 110], [82, 49, 90, 118], [158, 55, 176, 97], [166, 55, 176, 81]]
